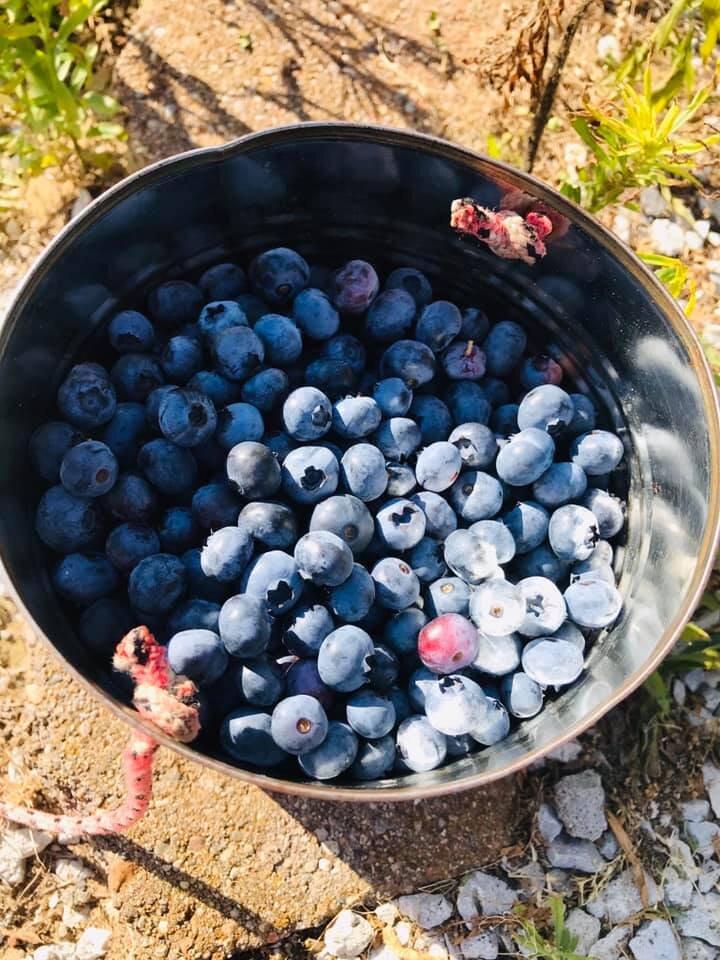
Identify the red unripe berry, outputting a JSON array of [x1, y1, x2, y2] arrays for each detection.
[[418, 613, 479, 674]]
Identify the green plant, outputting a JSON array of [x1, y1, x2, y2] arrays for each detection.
[[638, 252, 697, 314], [513, 896, 589, 960], [0, 0, 125, 180]]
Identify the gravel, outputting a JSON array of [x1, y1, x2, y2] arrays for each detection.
[[565, 908, 601, 954], [629, 920, 682, 960], [586, 868, 660, 923], [537, 802, 563, 843], [682, 799, 711, 822], [545, 835, 606, 873], [396, 893, 454, 929], [704, 763, 720, 818], [553, 770, 607, 841], [678, 896, 720, 947], [456, 871, 517, 920], [0, 825, 53, 886], [588, 926, 632, 960], [323, 910, 374, 958], [459, 932, 499, 959], [649, 218, 686, 257]]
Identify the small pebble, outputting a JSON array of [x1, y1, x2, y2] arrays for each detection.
[[323, 910, 374, 958]]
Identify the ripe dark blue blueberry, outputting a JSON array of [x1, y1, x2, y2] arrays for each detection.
[[332, 396, 382, 439], [111, 353, 165, 402], [517, 575, 567, 637], [128, 553, 187, 614], [409, 537, 447, 583], [564, 576, 622, 628], [304, 358, 356, 398], [520, 354, 563, 390], [138, 439, 197, 495], [160, 335, 203, 383], [168, 598, 221, 635], [108, 310, 155, 354], [29, 421, 84, 483], [187, 370, 239, 408], [249, 247, 310, 306], [385, 266, 432, 308], [448, 422, 497, 469], [376, 497, 426, 551], [460, 306, 490, 341], [221, 708, 288, 767], [340, 443, 388, 502], [197, 300, 248, 341], [198, 262, 247, 301], [35, 486, 103, 552], [271, 694, 328, 754], [582, 488, 625, 538], [106, 523, 160, 573], [240, 368, 289, 412], [239, 656, 285, 706], [426, 577, 471, 617], [192, 482, 240, 530], [219, 594, 272, 658], [241, 550, 304, 615], [517, 384, 574, 434], [147, 280, 203, 329], [53, 552, 118, 607], [294, 531, 354, 586], [298, 721, 358, 779], [285, 658, 335, 710], [167, 628, 228, 686], [60, 440, 118, 498], [533, 462, 587, 509], [548, 504, 599, 562], [309, 494, 374, 553], [495, 428, 555, 486], [292, 288, 340, 340], [396, 716, 447, 772], [443, 528, 496, 584], [254, 314, 303, 366], [226, 441, 281, 499], [238, 501, 298, 551], [410, 491, 458, 539], [329, 563, 375, 622], [410, 395, 453, 444], [103, 472, 157, 523], [385, 463, 417, 498], [482, 320, 527, 376], [201, 526, 253, 581], [570, 430, 624, 475], [380, 339, 435, 388], [79, 597, 135, 657], [415, 441, 462, 493], [351, 735, 396, 780], [158, 389, 217, 447], [502, 500, 549, 554], [346, 690, 396, 738], [283, 386, 332, 440], [445, 382, 491, 426], [282, 446, 339, 505], [215, 403, 264, 449], [415, 300, 462, 352], [365, 289, 416, 341], [99, 403, 146, 468], [57, 363, 116, 430], [371, 557, 421, 610], [449, 470, 504, 521], [212, 325, 265, 381], [373, 377, 413, 417], [383, 607, 427, 656], [318, 625, 374, 691], [567, 393, 597, 434], [374, 417, 422, 462]]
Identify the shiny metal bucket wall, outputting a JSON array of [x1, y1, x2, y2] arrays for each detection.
[[1, 123, 718, 800]]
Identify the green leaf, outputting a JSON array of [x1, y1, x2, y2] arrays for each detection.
[[82, 89, 120, 117], [86, 120, 125, 139]]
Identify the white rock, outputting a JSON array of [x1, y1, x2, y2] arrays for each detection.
[[62, 903, 89, 928], [566, 909, 601, 953], [545, 739, 583, 763], [682, 938, 719, 959], [708, 231, 720, 247], [0, 826, 53, 886], [704, 764, 720, 818], [598, 830, 620, 860], [456, 871, 516, 921], [597, 34, 621, 61], [686, 231, 704, 251], [397, 893, 453, 930], [664, 866, 694, 909], [672, 678, 687, 706], [324, 910, 374, 958], [75, 928, 112, 960], [70, 189, 93, 220], [33, 947, 75, 960], [413, 932, 460, 958], [511, 860, 545, 897], [375, 902, 399, 926], [545, 867, 571, 891], [686, 820, 720, 858], [460, 931, 499, 959], [640, 186, 669, 219], [629, 919, 681, 960], [538, 803, 563, 844], [546, 836, 606, 874], [586, 868, 659, 923], [612, 213, 631, 244], [395, 922, 412, 946], [649, 219, 686, 257], [683, 800, 711, 822], [55, 858, 92, 885], [699, 864, 720, 893], [669, 836, 700, 879], [703, 686, 720, 712], [678, 898, 720, 946], [696, 220, 712, 240], [554, 770, 607, 841], [687, 669, 710, 692], [588, 926, 632, 960], [369, 947, 401, 960]]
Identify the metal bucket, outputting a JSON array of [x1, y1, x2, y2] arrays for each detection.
[[1, 123, 718, 800]]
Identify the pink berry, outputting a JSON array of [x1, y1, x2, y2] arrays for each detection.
[[418, 613, 479, 674], [442, 340, 486, 380], [520, 354, 563, 390]]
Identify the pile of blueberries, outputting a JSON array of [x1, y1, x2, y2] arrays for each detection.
[[31, 246, 626, 782]]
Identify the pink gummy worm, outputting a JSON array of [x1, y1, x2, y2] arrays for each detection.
[[450, 197, 553, 265], [1, 627, 200, 840]]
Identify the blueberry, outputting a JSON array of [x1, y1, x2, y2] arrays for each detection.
[[448, 422, 497, 470], [145, 385, 179, 431], [570, 559, 616, 586], [253, 314, 303, 366], [103, 472, 157, 523], [517, 575, 567, 637], [78, 596, 135, 658], [495, 429, 555, 486], [250, 248, 310, 306], [57, 363, 116, 430], [371, 558, 420, 610], [238, 501, 298, 551], [570, 430, 624, 475], [449, 470, 504, 521], [299, 721, 358, 780], [504, 502, 548, 557], [35, 486, 103, 552], [240, 368, 289, 413], [564, 577, 623, 628], [309, 494, 374, 553], [365, 289, 416, 341], [385, 463, 417, 497], [388, 686, 412, 724], [160, 336, 203, 383], [533, 462, 587, 509], [551, 620, 587, 650], [234, 293, 269, 324], [380, 339, 436, 388], [128, 553, 187, 614], [147, 280, 203, 328], [292, 288, 340, 340], [468, 519, 516, 564], [469, 580, 525, 636], [340, 444, 388, 502], [442, 340, 486, 380], [482, 377, 511, 408], [501, 672, 543, 718], [410, 491, 458, 539], [385, 266, 432, 308], [517, 385, 574, 435], [409, 537, 448, 583], [567, 394, 597, 435], [415, 301, 462, 353], [520, 354, 563, 390], [331, 398, 381, 441], [318, 624, 374, 692], [167, 628, 228, 686], [445, 382, 491, 427], [294, 531, 354, 586], [522, 638, 584, 686], [331, 259, 379, 314], [283, 387, 332, 441], [111, 354, 165, 402], [460, 306, 490, 341], [167, 598, 221, 635], [470, 697, 510, 746], [374, 417, 422, 462], [346, 690, 396, 738], [197, 300, 248, 341], [98, 403, 146, 468], [415, 442, 462, 493], [224, 441, 281, 500], [329, 564, 375, 622], [322, 334, 367, 376], [271, 693, 328, 754], [218, 594, 272, 657], [424, 675, 487, 735], [396, 716, 447, 773], [107, 309, 155, 354], [192, 482, 240, 530], [187, 374, 238, 413], [284, 603, 334, 657], [446, 733, 474, 757], [581, 488, 625, 538], [215, 403, 264, 449], [182, 548, 229, 603], [53, 552, 118, 607], [351, 735, 396, 780], [221, 708, 288, 766], [471, 631, 521, 676], [304, 358, 357, 398], [59, 440, 118, 499], [443, 529, 497, 584], [263, 431, 295, 462], [241, 550, 304, 615], [29, 421, 84, 483], [201, 526, 253, 581], [513, 543, 569, 583], [373, 378, 413, 417], [410, 396, 453, 444], [158, 389, 217, 447], [407, 665, 438, 712], [426, 577, 471, 617], [548, 504, 599, 562], [138, 439, 197, 495], [238, 656, 285, 706], [383, 607, 427, 656], [490, 404, 519, 436], [212, 326, 265, 381], [376, 498, 426, 551], [106, 522, 160, 573], [366, 643, 400, 692], [482, 320, 527, 376], [282, 446, 339, 505], [285, 658, 335, 710], [198, 262, 247, 300]]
